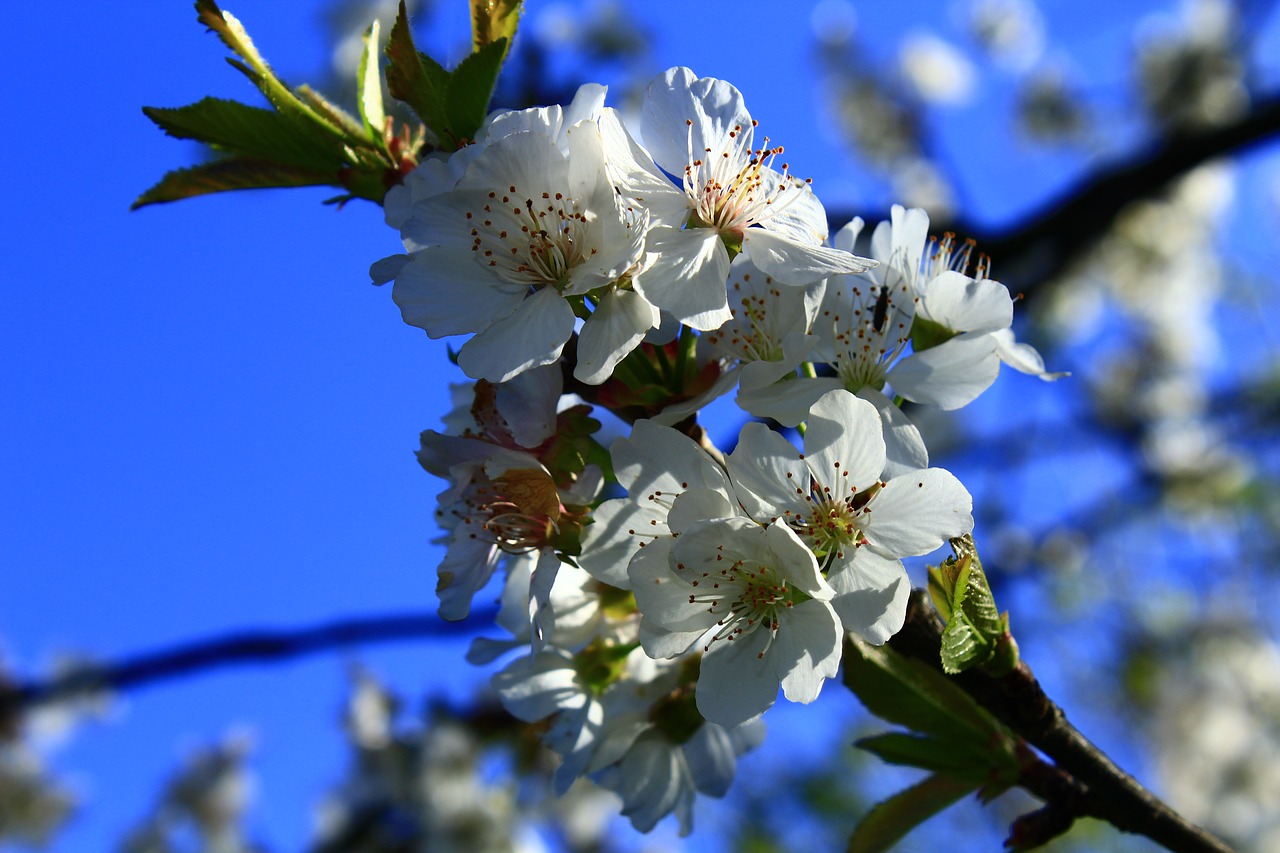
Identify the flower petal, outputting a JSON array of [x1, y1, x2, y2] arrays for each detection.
[[574, 288, 658, 384], [804, 390, 887, 500], [634, 226, 732, 330], [696, 627, 777, 727], [889, 333, 999, 410], [827, 548, 910, 643], [457, 286, 575, 383], [642, 67, 753, 178], [776, 599, 843, 703], [392, 248, 526, 337], [727, 422, 808, 521], [866, 467, 973, 557], [744, 228, 876, 286]]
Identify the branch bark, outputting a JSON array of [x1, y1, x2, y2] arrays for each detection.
[[0, 610, 490, 724], [829, 92, 1280, 296], [888, 589, 1235, 853]]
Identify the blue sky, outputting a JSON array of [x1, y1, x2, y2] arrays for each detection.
[[4, 1, 1279, 850]]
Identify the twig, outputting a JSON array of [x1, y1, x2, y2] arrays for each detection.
[[828, 92, 1280, 296], [888, 589, 1235, 853], [0, 610, 491, 722]]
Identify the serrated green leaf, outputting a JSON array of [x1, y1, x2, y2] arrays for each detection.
[[927, 563, 954, 621], [385, 0, 450, 142], [470, 0, 521, 56], [357, 20, 387, 139], [856, 733, 1002, 782], [847, 774, 977, 853], [445, 37, 508, 143], [131, 158, 339, 209], [940, 612, 996, 674], [142, 99, 341, 170], [195, 0, 347, 142], [843, 635, 1002, 742]]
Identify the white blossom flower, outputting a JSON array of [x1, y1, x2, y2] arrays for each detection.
[[593, 717, 764, 836], [578, 419, 736, 590], [728, 389, 973, 643], [599, 67, 875, 330], [740, 206, 1056, 473], [630, 516, 842, 727], [385, 118, 655, 385]]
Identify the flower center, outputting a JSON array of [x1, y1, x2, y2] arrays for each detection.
[[678, 553, 796, 656], [681, 119, 810, 239], [465, 186, 598, 291], [705, 274, 785, 362], [825, 281, 913, 393]]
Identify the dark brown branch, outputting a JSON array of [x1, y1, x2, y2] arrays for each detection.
[[0, 610, 492, 724], [829, 92, 1280, 296], [888, 589, 1235, 853]]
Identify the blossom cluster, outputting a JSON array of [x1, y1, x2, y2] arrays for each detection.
[[372, 66, 1056, 834]]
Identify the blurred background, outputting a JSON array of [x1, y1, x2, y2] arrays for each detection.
[[2, 0, 1280, 850]]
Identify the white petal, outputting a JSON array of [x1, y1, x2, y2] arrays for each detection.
[[804, 390, 886, 499], [667, 487, 739, 533], [764, 520, 830, 600], [643, 67, 753, 177], [827, 548, 911, 643], [457, 286, 575, 383], [597, 108, 687, 223], [392, 248, 525, 337], [736, 374, 843, 427], [457, 129, 569, 196], [495, 364, 562, 448], [612, 419, 733, 497], [726, 422, 807, 521], [616, 734, 689, 833], [918, 271, 1014, 334], [763, 186, 832, 244], [492, 650, 583, 722], [369, 253, 409, 285], [696, 627, 777, 727], [578, 498, 661, 589], [683, 723, 737, 797], [744, 228, 876, 286], [634, 227, 732, 330], [833, 217, 865, 254], [436, 531, 499, 620], [891, 205, 930, 273], [574, 289, 658, 385], [776, 599, 843, 703], [857, 386, 930, 478], [866, 467, 973, 557], [993, 328, 1068, 379], [889, 333, 999, 410]]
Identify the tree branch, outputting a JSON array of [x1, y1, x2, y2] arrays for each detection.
[[888, 589, 1235, 853], [0, 610, 492, 723], [829, 92, 1280, 295]]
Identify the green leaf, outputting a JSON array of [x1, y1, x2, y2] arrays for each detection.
[[357, 20, 387, 139], [131, 158, 339, 209], [445, 37, 508, 143], [194, 0, 347, 142], [847, 774, 977, 853], [385, 0, 450, 142], [856, 733, 1004, 783], [843, 635, 1003, 742], [142, 98, 341, 170], [469, 0, 521, 56], [940, 613, 995, 675]]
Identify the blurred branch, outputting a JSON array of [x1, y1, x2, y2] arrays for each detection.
[[0, 610, 491, 722], [829, 91, 1280, 295], [888, 589, 1235, 853]]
